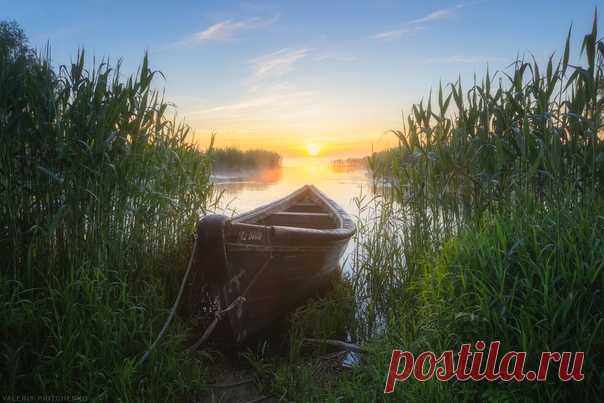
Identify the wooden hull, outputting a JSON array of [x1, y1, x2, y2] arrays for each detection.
[[191, 185, 356, 344], [222, 231, 350, 343]]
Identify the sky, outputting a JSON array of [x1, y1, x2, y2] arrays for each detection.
[[1, 0, 601, 157]]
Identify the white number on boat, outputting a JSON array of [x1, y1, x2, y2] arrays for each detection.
[[238, 231, 263, 242]]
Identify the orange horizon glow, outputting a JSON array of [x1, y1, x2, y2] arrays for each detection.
[[305, 143, 321, 156], [184, 101, 403, 158], [192, 130, 399, 159]]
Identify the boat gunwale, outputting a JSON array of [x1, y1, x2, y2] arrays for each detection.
[[227, 185, 356, 240]]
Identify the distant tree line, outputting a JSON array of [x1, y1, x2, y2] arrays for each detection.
[[329, 157, 368, 172], [211, 147, 282, 171]]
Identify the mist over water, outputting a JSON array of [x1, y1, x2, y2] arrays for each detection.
[[213, 157, 374, 216]]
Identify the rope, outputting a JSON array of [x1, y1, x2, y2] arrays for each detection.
[[187, 225, 275, 351], [138, 224, 277, 364], [186, 295, 246, 351], [187, 254, 274, 351], [137, 236, 199, 367]]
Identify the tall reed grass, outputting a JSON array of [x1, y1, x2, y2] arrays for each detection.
[[0, 21, 215, 400], [379, 13, 603, 219], [343, 12, 604, 402]]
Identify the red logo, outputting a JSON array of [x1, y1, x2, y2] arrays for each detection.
[[384, 341, 584, 393]]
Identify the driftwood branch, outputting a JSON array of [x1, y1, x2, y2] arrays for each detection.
[[302, 338, 367, 353]]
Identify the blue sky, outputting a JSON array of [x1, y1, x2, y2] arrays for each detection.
[[1, 0, 601, 156]]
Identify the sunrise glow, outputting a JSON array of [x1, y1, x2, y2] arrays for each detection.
[[305, 143, 321, 157], [12, 1, 598, 160]]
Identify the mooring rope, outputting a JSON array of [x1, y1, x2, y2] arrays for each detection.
[[187, 253, 274, 351], [138, 224, 277, 365], [137, 235, 199, 367], [187, 225, 275, 351], [186, 295, 246, 352]]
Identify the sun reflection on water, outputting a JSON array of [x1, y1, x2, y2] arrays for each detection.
[[213, 157, 373, 217]]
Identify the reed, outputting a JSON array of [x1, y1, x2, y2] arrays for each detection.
[[341, 11, 604, 402], [263, 12, 604, 402], [385, 13, 602, 220], [357, 9, 604, 326], [0, 21, 215, 399]]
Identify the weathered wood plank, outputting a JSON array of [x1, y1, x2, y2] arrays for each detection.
[[263, 211, 334, 228]]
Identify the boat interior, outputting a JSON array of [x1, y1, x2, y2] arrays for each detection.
[[238, 189, 340, 230]]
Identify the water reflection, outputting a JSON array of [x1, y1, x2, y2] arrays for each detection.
[[213, 157, 375, 218], [212, 168, 283, 193]]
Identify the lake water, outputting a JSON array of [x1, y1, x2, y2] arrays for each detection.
[[213, 157, 375, 218], [212, 157, 378, 269]]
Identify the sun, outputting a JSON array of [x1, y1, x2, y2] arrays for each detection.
[[305, 143, 321, 157]]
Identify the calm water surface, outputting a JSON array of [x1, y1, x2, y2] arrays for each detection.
[[213, 157, 374, 218]]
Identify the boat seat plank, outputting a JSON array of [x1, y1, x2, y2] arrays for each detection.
[[274, 212, 330, 217], [285, 201, 325, 213], [262, 211, 335, 228], [285, 205, 324, 213]]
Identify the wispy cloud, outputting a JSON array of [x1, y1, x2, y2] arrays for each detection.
[[373, 1, 485, 41], [192, 88, 315, 116], [175, 15, 278, 46], [409, 7, 457, 24], [187, 47, 320, 129], [186, 44, 357, 129], [250, 48, 311, 82], [313, 53, 357, 63], [193, 95, 282, 114], [372, 28, 417, 41]]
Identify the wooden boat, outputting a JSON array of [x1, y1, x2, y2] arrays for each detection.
[[185, 184, 356, 345]]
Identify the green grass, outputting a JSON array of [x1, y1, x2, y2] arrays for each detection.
[[0, 21, 215, 400], [372, 197, 604, 401], [256, 197, 603, 402]]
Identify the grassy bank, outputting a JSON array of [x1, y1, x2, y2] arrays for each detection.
[[255, 13, 603, 402], [0, 21, 215, 400]]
